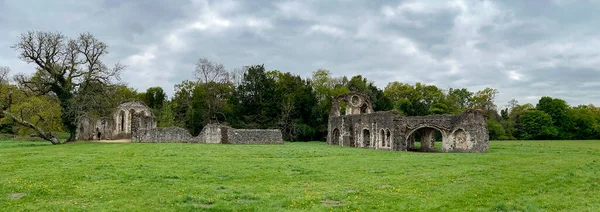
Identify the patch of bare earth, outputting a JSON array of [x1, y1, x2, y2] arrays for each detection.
[[7, 193, 26, 199], [91, 139, 131, 143], [322, 200, 345, 206]]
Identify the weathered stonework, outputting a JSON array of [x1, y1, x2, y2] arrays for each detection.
[[132, 127, 192, 143], [327, 92, 489, 153], [131, 123, 284, 144], [76, 101, 156, 140]]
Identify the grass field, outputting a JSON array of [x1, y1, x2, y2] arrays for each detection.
[[0, 140, 598, 211]]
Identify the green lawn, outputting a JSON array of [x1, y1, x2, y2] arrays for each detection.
[[0, 140, 598, 211]]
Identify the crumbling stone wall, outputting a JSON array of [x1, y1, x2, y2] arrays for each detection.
[[227, 129, 283, 144], [132, 127, 192, 143], [327, 93, 489, 153], [75, 101, 155, 140], [193, 124, 229, 143], [133, 123, 284, 144]]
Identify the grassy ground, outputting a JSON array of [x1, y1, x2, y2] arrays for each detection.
[[0, 140, 598, 211]]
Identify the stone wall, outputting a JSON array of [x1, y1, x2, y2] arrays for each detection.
[[193, 124, 229, 143], [227, 129, 284, 144], [133, 123, 284, 144], [327, 92, 489, 153], [132, 127, 192, 143], [75, 101, 155, 141]]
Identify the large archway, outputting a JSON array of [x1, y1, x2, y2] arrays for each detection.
[[405, 127, 445, 152]]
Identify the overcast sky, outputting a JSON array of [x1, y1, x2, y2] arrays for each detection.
[[1, 0, 599, 108]]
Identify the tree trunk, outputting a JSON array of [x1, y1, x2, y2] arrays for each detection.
[[1, 110, 62, 145]]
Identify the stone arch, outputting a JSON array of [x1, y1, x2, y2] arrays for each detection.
[[332, 128, 341, 145], [405, 126, 446, 152], [362, 128, 371, 148]]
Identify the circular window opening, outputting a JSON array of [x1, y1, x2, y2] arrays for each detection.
[[351, 95, 360, 105]]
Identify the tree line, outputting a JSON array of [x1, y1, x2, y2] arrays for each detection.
[[1, 31, 600, 144]]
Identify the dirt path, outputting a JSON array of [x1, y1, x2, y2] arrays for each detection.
[[90, 139, 132, 143]]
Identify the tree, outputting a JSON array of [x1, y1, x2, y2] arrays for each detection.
[[195, 58, 228, 84], [470, 88, 498, 112], [0, 66, 9, 84], [272, 71, 318, 141], [144, 87, 166, 110], [2, 31, 123, 144], [536, 96, 573, 139], [447, 88, 472, 113], [515, 110, 558, 140], [172, 80, 196, 128], [157, 101, 175, 128], [233, 64, 278, 128]]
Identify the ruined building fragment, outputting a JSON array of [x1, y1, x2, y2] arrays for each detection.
[[76, 101, 156, 140], [326, 92, 489, 152]]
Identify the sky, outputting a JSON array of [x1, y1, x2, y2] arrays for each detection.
[[1, 0, 600, 108]]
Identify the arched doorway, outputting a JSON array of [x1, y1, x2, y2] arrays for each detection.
[[362, 129, 370, 148], [332, 128, 341, 145], [405, 127, 444, 152]]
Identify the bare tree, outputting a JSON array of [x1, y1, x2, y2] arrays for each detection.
[[1, 31, 123, 144], [0, 66, 9, 84], [194, 58, 229, 83], [231, 67, 247, 88]]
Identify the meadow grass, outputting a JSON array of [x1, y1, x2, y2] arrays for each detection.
[[0, 140, 598, 211]]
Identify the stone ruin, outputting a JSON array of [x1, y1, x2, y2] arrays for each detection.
[[132, 124, 284, 144], [76, 100, 283, 144], [326, 92, 489, 152], [76, 101, 156, 140]]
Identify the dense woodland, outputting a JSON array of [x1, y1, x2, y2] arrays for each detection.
[[1, 31, 600, 143]]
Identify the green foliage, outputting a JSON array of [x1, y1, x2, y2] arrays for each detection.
[[536, 96, 572, 139], [487, 119, 508, 140], [516, 110, 558, 140], [156, 101, 175, 128], [0, 141, 599, 211], [144, 87, 167, 110], [1, 84, 64, 135], [232, 64, 278, 129]]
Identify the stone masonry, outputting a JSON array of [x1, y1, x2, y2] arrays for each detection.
[[131, 123, 284, 144], [326, 92, 489, 152], [76, 101, 156, 140]]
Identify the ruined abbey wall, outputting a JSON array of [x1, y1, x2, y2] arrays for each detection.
[[131, 123, 284, 144], [76, 101, 155, 140], [327, 92, 489, 153]]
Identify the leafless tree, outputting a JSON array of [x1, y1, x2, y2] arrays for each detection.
[[0, 66, 9, 84], [2, 31, 123, 144], [194, 58, 229, 83]]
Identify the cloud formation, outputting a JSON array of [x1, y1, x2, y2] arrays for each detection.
[[1, 0, 599, 107]]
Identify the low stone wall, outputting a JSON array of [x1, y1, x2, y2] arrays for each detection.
[[132, 127, 192, 143], [133, 124, 283, 144], [193, 124, 228, 143], [228, 129, 284, 144]]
